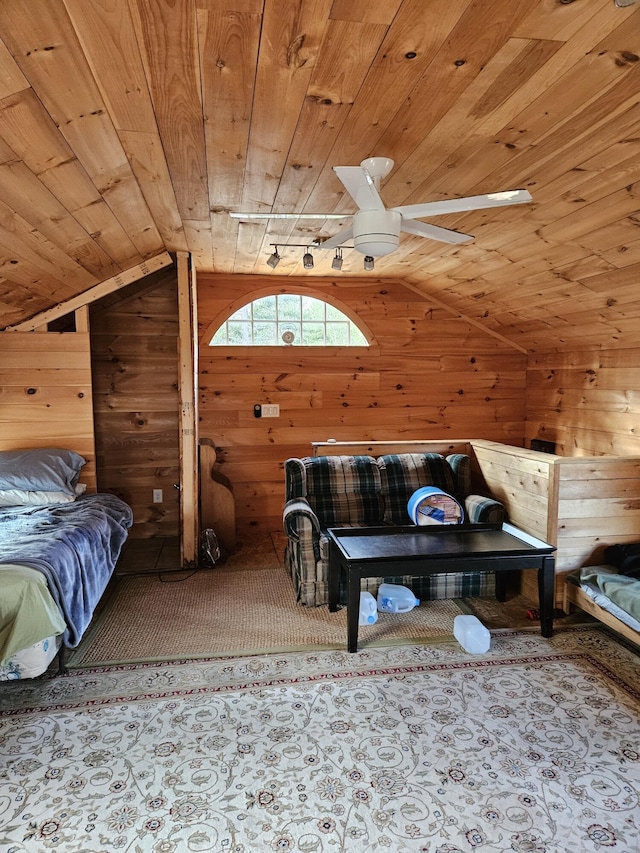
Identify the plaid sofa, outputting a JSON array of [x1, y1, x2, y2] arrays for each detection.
[[283, 452, 505, 607]]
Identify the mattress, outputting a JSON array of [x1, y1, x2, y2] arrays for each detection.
[[0, 633, 62, 681], [0, 493, 132, 680], [567, 566, 640, 633], [0, 493, 132, 648]]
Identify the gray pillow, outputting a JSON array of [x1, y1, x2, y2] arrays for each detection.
[[0, 448, 86, 496]]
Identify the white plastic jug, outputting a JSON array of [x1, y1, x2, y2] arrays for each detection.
[[359, 591, 378, 625], [453, 614, 491, 654], [377, 583, 420, 614]]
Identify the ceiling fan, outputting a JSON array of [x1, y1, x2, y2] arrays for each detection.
[[230, 157, 532, 258]]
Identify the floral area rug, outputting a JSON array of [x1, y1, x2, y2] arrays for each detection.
[[1, 627, 639, 853]]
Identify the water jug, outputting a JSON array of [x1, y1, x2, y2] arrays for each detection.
[[453, 614, 491, 654], [359, 591, 378, 625], [377, 583, 420, 614]]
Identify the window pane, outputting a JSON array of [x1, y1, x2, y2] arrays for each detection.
[[301, 323, 325, 345], [278, 294, 301, 320], [232, 304, 252, 321], [302, 295, 324, 320], [326, 304, 343, 321], [326, 322, 349, 345], [210, 327, 228, 345], [254, 322, 277, 345], [349, 326, 368, 346], [228, 321, 251, 344], [253, 296, 276, 320]]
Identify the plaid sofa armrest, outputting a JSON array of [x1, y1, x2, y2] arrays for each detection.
[[283, 497, 321, 542], [464, 494, 506, 524]]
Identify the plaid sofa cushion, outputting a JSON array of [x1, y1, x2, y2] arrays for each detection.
[[446, 453, 471, 495], [386, 571, 495, 601], [378, 453, 460, 525], [285, 456, 384, 528]]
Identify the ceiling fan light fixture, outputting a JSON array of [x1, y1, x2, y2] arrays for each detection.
[[353, 209, 401, 256], [363, 255, 374, 271], [303, 248, 314, 269], [266, 247, 281, 268], [331, 248, 343, 270]]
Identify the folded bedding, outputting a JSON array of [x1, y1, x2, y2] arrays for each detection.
[[567, 565, 640, 627], [0, 564, 66, 664], [0, 494, 133, 649]]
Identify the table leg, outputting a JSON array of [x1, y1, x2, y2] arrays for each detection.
[[347, 566, 361, 653], [328, 541, 340, 613], [538, 555, 555, 638], [495, 571, 507, 602]]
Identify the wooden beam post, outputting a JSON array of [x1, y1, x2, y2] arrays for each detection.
[[177, 251, 199, 566]]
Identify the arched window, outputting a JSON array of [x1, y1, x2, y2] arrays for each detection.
[[209, 294, 369, 346]]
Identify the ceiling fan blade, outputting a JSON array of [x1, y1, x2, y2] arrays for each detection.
[[333, 166, 385, 211], [318, 225, 354, 251], [393, 189, 532, 219], [401, 219, 473, 244]]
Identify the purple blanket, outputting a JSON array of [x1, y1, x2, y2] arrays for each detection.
[[0, 494, 133, 647]]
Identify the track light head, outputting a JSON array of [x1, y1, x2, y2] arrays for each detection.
[[331, 248, 343, 271], [267, 247, 281, 268], [303, 249, 314, 269], [363, 255, 374, 271]]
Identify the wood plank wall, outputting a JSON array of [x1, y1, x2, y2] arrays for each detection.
[[471, 440, 640, 606], [525, 346, 640, 456], [90, 266, 180, 539], [471, 442, 553, 544], [0, 330, 97, 489], [555, 456, 640, 571], [197, 273, 527, 539]]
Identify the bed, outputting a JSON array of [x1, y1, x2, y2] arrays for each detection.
[[564, 543, 640, 647], [0, 448, 133, 680]]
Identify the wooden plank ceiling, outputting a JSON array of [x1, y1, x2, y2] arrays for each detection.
[[1, 0, 640, 351]]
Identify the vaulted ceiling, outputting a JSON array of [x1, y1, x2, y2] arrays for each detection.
[[1, 0, 640, 351]]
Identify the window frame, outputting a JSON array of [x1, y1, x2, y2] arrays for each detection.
[[204, 289, 372, 349]]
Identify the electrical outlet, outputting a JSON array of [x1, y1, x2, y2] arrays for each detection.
[[153, 489, 163, 503], [261, 404, 280, 417]]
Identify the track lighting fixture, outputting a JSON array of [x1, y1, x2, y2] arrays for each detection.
[[303, 248, 314, 269], [265, 242, 353, 270], [363, 255, 374, 271], [266, 247, 281, 268]]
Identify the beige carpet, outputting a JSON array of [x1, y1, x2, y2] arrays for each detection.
[[68, 564, 467, 666], [5, 630, 639, 853]]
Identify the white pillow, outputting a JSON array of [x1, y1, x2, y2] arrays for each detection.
[[0, 488, 77, 507]]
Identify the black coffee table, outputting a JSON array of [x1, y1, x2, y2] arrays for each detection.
[[327, 522, 556, 652]]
